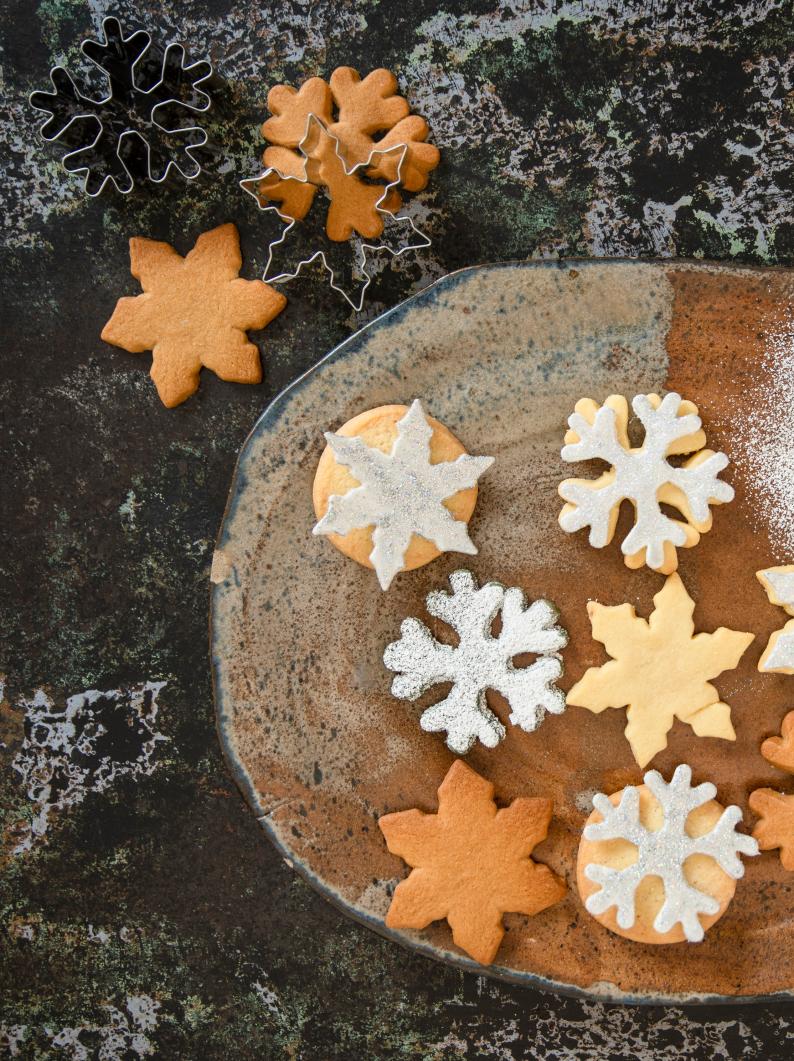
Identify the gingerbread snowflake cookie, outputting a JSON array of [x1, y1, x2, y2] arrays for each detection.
[[750, 711, 794, 871], [558, 392, 733, 573], [102, 224, 286, 407], [750, 790, 794, 871], [261, 66, 440, 205], [379, 759, 566, 965], [250, 115, 405, 241], [760, 709, 794, 773], [577, 765, 758, 943], [756, 566, 794, 674], [567, 573, 753, 767], [312, 402, 493, 590], [384, 570, 568, 754]]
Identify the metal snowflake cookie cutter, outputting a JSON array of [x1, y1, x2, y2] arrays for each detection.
[[240, 113, 431, 311], [29, 15, 214, 197], [582, 764, 759, 943], [384, 569, 569, 754]]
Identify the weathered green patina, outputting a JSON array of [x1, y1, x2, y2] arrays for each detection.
[[2, 1, 793, 1056]]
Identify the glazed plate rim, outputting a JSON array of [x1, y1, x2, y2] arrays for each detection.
[[210, 258, 793, 1007]]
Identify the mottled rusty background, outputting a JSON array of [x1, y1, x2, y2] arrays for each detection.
[[2, 0, 793, 1057]]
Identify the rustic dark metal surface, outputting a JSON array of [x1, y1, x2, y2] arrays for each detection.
[[2, 1, 793, 1057]]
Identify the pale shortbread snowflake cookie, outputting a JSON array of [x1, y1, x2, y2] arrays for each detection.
[[566, 573, 754, 768], [756, 566, 794, 674], [313, 401, 493, 590], [558, 392, 733, 574], [577, 764, 758, 944], [384, 569, 568, 754]]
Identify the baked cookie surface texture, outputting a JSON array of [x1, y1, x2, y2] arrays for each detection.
[[379, 759, 565, 965], [566, 572, 754, 767], [559, 392, 733, 573], [102, 223, 286, 407]]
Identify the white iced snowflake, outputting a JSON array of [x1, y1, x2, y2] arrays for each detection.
[[583, 764, 758, 943], [313, 400, 494, 590], [757, 565, 794, 672], [383, 569, 568, 754], [559, 392, 733, 571]]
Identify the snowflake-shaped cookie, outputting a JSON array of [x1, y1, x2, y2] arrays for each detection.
[[559, 392, 733, 573], [242, 116, 430, 311], [757, 566, 794, 674], [566, 572, 754, 768], [384, 569, 568, 754], [244, 67, 438, 309], [750, 711, 794, 871], [379, 759, 566, 965], [760, 710, 794, 773], [750, 790, 794, 871], [261, 67, 440, 194], [581, 765, 758, 942], [313, 401, 494, 590], [101, 224, 286, 407]]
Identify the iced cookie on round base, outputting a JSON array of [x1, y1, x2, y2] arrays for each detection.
[[576, 765, 757, 944], [312, 400, 494, 590]]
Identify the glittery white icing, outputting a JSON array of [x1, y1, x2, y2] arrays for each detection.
[[758, 566, 794, 672], [759, 567, 794, 614], [559, 392, 733, 571], [383, 569, 568, 754], [583, 764, 758, 943], [763, 627, 794, 671], [314, 400, 494, 590]]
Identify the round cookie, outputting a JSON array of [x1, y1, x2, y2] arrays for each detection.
[[576, 783, 738, 944], [312, 404, 480, 574]]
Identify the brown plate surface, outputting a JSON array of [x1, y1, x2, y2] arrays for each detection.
[[211, 261, 794, 1002]]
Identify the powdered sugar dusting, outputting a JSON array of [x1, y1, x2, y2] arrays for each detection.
[[731, 310, 794, 555]]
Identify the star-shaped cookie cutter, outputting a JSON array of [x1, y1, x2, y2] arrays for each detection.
[[240, 114, 431, 311], [29, 15, 214, 196]]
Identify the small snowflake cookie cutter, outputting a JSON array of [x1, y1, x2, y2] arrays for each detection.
[[578, 764, 758, 943], [29, 15, 214, 196], [240, 113, 431, 311], [558, 392, 733, 573], [384, 569, 569, 754]]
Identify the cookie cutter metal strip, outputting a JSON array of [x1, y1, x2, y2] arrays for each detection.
[[29, 15, 213, 196], [240, 113, 431, 311]]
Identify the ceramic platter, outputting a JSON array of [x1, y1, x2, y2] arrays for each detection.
[[211, 261, 793, 1003]]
